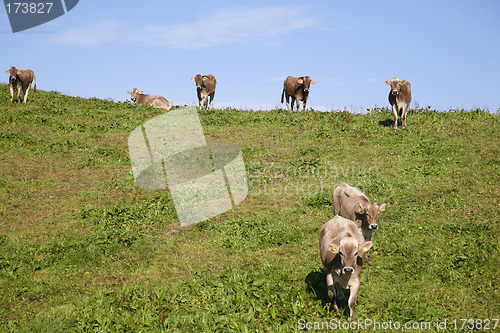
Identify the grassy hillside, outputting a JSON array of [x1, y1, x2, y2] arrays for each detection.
[[0, 84, 498, 332]]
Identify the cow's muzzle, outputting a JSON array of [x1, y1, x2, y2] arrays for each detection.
[[391, 90, 399, 96], [343, 267, 354, 274], [369, 224, 378, 230]]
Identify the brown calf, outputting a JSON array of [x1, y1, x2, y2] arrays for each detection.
[[319, 215, 373, 322], [385, 77, 411, 129], [127, 88, 172, 110], [333, 182, 386, 241], [6, 66, 36, 103], [281, 76, 316, 111], [190, 74, 216, 109]]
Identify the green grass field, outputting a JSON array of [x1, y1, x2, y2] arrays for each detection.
[[0, 84, 498, 332]]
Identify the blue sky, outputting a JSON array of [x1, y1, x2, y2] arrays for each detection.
[[2, 0, 499, 111]]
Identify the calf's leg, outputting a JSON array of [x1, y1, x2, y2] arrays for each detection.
[[326, 273, 339, 312], [347, 283, 359, 322], [23, 85, 30, 103], [391, 104, 398, 129], [401, 105, 408, 129]]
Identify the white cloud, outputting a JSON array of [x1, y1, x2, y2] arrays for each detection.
[[49, 19, 124, 45], [48, 6, 320, 48]]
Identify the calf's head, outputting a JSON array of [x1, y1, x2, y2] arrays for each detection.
[[298, 76, 316, 93], [385, 77, 407, 96], [356, 202, 386, 230], [190, 74, 204, 90], [327, 238, 373, 274], [126, 88, 142, 102], [6, 66, 19, 83]]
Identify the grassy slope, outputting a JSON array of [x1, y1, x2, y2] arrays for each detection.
[[0, 84, 498, 332]]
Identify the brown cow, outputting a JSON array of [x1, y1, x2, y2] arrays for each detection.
[[319, 215, 373, 322], [6, 66, 36, 103], [385, 77, 411, 129], [281, 76, 316, 111], [190, 74, 216, 109], [333, 182, 386, 241], [127, 88, 172, 110]]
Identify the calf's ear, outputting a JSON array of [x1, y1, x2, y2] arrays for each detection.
[[327, 243, 340, 254], [127, 91, 131, 94], [385, 80, 390, 85], [139, 91, 143, 94], [190, 77, 195, 81], [357, 202, 366, 213], [400, 80, 406, 85], [5, 70, 9, 73], [379, 203, 387, 212], [361, 241, 373, 253], [311, 80, 317, 84], [297, 79, 304, 84]]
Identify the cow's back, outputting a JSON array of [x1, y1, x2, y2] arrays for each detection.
[[18, 70, 35, 86], [204, 75, 217, 94], [399, 81, 412, 105], [319, 216, 354, 267], [152, 96, 172, 110], [283, 76, 300, 95], [137, 94, 171, 110], [334, 183, 368, 218]]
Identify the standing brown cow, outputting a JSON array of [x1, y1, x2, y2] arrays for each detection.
[[281, 76, 316, 111], [6, 66, 36, 103], [385, 77, 411, 129], [190, 74, 216, 109], [319, 215, 373, 322], [333, 182, 386, 241]]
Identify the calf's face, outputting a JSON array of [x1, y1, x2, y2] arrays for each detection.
[[385, 77, 407, 96], [126, 88, 142, 102], [6, 67, 18, 82], [191, 74, 204, 90], [297, 76, 316, 93], [357, 202, 386, 230], [328, 238, 373, 274]]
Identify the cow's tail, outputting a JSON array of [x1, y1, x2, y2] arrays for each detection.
[[33, 73, 36, 93], [281, 87, 285, 103]]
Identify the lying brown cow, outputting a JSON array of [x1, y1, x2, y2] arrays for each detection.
[[333, 182, 386, 241], [127, 88, 172, 110], [190, 74, 216, 109], [6, 66, 36, 103], [281, 76, 316, 111], [385, 77, 411, 129], [319, 215, 373, 322]]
